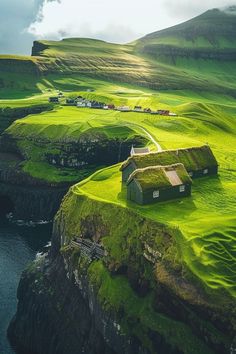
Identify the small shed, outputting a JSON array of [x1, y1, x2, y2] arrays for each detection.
[[77, 101, 87, 108], [49, 97, 59, 103], [133, 106, 142, 112], [121, 145, 218, 183], [117, 106, 131, 112], [66, 98, 76, 105], [91, 101, 104, 109], [130, 146, 150, 156], [157, 110, 170, 115], [127, 164, 192, 205]]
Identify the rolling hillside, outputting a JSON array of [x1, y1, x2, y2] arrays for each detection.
[[137, 8, 236, 51], [1, 8, 236, 99]]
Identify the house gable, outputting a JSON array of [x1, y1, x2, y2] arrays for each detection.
[[122, 160, 137, 183]]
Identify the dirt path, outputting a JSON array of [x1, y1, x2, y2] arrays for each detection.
[[122, 122, 162, 152], [138, 126, 162, 152]]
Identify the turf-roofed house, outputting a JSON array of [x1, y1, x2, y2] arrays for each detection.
[[121, 145, 218, 183], [127, 163, 192, 205]]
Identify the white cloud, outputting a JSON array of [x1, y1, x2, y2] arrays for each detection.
[[0, 0, 58, 54], [0, 0, 234, 54], [28, 0, 235, 43], [161, 0, 235, 18]]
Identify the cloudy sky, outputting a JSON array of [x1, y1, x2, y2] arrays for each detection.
[[0, 0, 234, 55]]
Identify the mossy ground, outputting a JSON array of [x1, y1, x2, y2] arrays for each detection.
[[88, 261, 220, 354], [58, 190, 227, 352], [76, 163, 236, 298]]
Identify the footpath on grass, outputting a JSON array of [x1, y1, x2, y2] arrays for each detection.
[[139, 126, 162, 152], [123, 122, 163, 152]]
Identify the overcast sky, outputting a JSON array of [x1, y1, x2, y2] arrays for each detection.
[[0, 0, 234, 55]]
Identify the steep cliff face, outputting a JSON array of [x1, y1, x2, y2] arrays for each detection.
[[3, 124, 147, 168], [0, 58, 41, 75], [8, 235, 177, 354], [140, 45, 236, 63], [31, 41, 49, 57], [8, 254, 118, 354], [0, 182, 67, 221], [8, 188, 235, 354], [0, 121, 148, 220], [45, 135, 146, 169], [0, 151, 68, 221], [0, 104, 53, 133], [8, 250, 180, 354]]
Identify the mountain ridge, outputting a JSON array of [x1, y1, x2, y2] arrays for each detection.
[[2, 7, 236, 97]]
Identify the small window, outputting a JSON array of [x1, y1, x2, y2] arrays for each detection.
[[153, 190, 160, 198], [203, 169, 208, 175], [189, 171, 193, 177], [179, 185, 185, 193]]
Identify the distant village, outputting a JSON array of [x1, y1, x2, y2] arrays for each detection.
[[49, 93, 177, 116]]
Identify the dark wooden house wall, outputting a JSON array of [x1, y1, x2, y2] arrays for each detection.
[[127, 183, 192, 205], [189, 165, 218, 178], [122, 162, 136, 183], [127, 180, 143, 204], [143, 184, 191, 204]]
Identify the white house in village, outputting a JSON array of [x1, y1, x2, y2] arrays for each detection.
[[116, 106, 131, 112], [77, 100, 92, 108]]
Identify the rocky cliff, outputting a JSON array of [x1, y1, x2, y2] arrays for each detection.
[[8, 188, 236, 354], [0, 151, 68, 221], [8, 251, 180, 354], [0, 124, 147, 220], [0, 104, 53, 134], [140, 44, 236, 64]]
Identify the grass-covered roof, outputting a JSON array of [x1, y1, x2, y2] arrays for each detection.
[[121, 145, 218, 172], [127, 163, 192, 191]]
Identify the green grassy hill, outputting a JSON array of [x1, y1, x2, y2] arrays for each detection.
[[136, 8, 236, 50], [1, 8, 236, 99]]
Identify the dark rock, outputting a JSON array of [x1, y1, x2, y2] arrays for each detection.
[[8, 254, 151, 354]]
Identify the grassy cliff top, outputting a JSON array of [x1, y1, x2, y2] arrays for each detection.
[[73, 157, 236, 298], [5, 106, 148, 141], [68, 90, 236, 298], [32, 37, 134, 58]]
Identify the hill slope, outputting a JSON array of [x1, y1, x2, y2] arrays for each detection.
[[1, 8, 236, 99], [137, 8, 236, 50]]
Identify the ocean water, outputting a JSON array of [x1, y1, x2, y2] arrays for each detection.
[[0, 219, 52, 354]]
